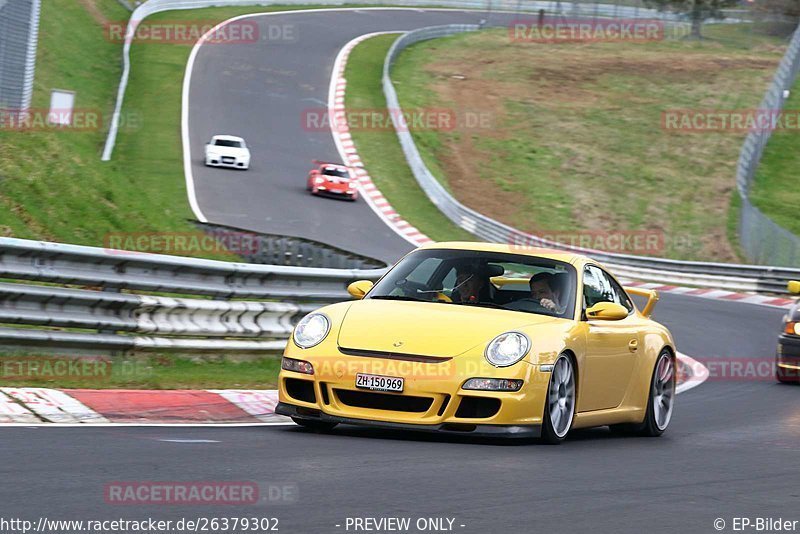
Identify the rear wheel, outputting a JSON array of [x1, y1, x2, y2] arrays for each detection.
[[291, 417, 337, 432], [540, 354, 576, 444], [616, 350, 675, 437]]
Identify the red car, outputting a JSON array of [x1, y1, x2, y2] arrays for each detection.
[[306, 161, 358, 201]]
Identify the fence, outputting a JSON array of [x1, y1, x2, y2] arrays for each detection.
[[0, 237, 384, 353], [735, 23, 800, 267], [0, 0, 40, 110], [383, 24, 800, 287]]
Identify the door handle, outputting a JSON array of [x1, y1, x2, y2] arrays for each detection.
[[628, 339, 639, 352]]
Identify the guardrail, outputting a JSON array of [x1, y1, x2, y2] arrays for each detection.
[[0, 0, 40, 111], [382, 24, 800, 290], [101, 0, 691, 161], [0, 237, 384, 353]]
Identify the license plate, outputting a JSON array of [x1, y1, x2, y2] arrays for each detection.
[[355, 373, 404, 392]]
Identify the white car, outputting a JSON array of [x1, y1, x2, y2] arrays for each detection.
[[204, 135, 250, 170]]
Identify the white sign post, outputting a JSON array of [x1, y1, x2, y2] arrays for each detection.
[[48, 89, 75, 126]]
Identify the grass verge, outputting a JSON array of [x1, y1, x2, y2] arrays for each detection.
[[0, 353, 281, 389], [750, 82, 800, 236]]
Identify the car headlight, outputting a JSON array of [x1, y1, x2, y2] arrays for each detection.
[[485, 332, 530, 367], [293, 313, 331, 349]]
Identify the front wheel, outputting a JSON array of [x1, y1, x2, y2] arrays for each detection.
[[540, 354, 576, 444], [291, 417, 337, 432]]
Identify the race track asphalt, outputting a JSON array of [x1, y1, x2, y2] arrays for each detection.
[[1, 9, 795, 534]]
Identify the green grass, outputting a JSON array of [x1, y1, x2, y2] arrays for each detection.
[[381, 24, 788, 261], [750, 84, 800, 236], [344, 34, 475, 242], [0, 353, 281, 389]]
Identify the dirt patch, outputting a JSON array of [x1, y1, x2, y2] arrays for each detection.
[[77, 0, 108, 26]]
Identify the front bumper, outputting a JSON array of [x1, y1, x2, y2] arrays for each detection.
[[277, 351, 548, 437], [312, 186, 357, 199], [778, 333, 800, 361], [777, 334, 800, 380], [276, 402, 541, 438], [205, 157, 248, 169]]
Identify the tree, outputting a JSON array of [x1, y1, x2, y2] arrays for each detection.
[[643, 0, 740, 39]]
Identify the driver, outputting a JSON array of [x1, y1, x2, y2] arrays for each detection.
[[508, 272, 566, 314]]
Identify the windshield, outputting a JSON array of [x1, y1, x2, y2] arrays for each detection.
[[368, 248, 577, 319], [213, 139, 243, 148], [322, 167, 349, 178]]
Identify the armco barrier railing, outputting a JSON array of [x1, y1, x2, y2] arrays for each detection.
[[0, 234, 797, 354], [383, 24, 800, 288], [0, 237, 384, 353], [101, 0, 690, 161]]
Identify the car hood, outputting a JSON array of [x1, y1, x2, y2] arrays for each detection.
[[336, 299, 559, 358], [206, 145, 249, 157]]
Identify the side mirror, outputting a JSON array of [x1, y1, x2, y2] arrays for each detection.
[[347, 280, 374, 299], [788, 281, 800, 295], [585, 302, 628, 321]]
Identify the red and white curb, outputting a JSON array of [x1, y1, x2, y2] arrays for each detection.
[[0, 353, 705, 425], [624, 281, 796, 309], [329, 33, 433, 248], [0, 388, 288, 426]]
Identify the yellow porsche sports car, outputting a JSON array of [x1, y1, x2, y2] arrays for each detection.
[[276, 242, 677, 443]]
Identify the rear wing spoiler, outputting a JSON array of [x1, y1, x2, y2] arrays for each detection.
[[624, 287, 659, 318]]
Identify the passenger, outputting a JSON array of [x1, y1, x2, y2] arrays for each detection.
[[452, 265, 490, 304]]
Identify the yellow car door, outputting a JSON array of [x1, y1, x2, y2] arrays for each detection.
[[577, 264, 640, 412]]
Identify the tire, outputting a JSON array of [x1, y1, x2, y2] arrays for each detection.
[[291, 417, 337, 432], [540, 354, 576, 444], [609, 350, 676, 437], [637, 350, 677, 437]]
